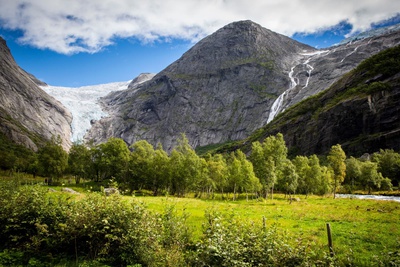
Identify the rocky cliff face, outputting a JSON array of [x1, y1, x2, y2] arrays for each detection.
[[87, 20, 400, 152], [0, 37, 72, 151], [253, 45, 400, 156], [267, 28, 400, 122], [86, 20, 314, 150]]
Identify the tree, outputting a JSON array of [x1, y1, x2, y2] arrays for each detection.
[[235, 150, 261, 201], [96, 138, 130, 186], [129, 140, 171, 195], [249, 133, 287, 199], [170, 134, 203, 196], [318, 166, 333, 195], [206, 153, 228, 198], [308, 155, 331, 196], [37, 136, 68, 184], [360, 161, 384, 194], [151, 143, 171, 195], [278, 159, 298, 199], [327, 144, 346, 199], [129, 140, 156, 191], [293, 156, 310, 196], [372, 149, 400, 187], [227, 151, 259, 200], [345, 156, 362, 192], [68, 142, 91, 184]]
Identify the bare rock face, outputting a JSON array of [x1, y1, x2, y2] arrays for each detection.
[[258, 45, 400, 156], [86, 20, 314, 150], [87, 20, 400, 152], [268, 28, 400, 121], [0, 37, 72, 151]]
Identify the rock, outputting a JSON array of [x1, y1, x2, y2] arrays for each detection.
[[104, 187, 119, 196], [86, 20, 400, 153], [61, 187, 80, 194], [255, 45, 400, 156], [0, 37, 72, 151], [86, 20, 314, 151], [288, 197, 301, 202]]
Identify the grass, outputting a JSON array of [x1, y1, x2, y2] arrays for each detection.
[[1, 173, 399, 264], [134, 193, 400, 264]]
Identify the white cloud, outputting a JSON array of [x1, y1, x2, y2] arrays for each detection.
[[0, 0, 399, 54]]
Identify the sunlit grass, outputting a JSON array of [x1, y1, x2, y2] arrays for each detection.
[[135, 194, 400, 263], [1, 172, 399, 264]]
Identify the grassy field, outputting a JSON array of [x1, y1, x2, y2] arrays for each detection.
[[1, 173, 399, 265], [134, 193, 400, 264]]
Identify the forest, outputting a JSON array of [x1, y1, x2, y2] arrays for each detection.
[[2, 133, 399, 199]]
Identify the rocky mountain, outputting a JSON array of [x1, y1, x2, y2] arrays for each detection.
[[86, 20, 315, 150], [267, 27, 400, 122], [87, 20, 400, 152], [221, 45, 400, 157], [0, 37, 72, 151]]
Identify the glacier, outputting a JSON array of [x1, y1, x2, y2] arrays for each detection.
[[41, 81, 131, 142]]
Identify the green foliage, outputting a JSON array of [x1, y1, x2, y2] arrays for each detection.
[[249, 133, 287, 199], [68, 142, 91, 184], [192, 210, 312, 267], [170, 134, 204, 196], [1, 177, 399, 266], [0, 180, 191, 266], [96, 137, 130, 184], [205, 153, 228, 197], [37, 136, 68, 184], [227, 150, 260, 200], [0, 132, 36, 172], [278, 159, 298, 196], [345, 155, 393, 193], [129, 140, 170, 195], [372, 149, 400, 187], [328, 144, 347, 198]]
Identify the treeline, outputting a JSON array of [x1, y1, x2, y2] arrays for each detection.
[[6, 133, 398, 198]]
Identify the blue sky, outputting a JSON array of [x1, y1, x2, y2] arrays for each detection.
[[0, 1, 399, 87]]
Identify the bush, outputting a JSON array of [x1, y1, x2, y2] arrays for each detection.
[[0, 181, 192, 266], [191, 210, 313, 267]]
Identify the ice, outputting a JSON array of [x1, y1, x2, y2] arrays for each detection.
[[41, 81, 130, 142]]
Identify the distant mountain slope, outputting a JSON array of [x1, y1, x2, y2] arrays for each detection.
[[86, 20, 315, 150], [221, 45, 400, 156], [0, 37, 72, 151]]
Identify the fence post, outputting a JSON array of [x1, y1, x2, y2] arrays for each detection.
[[326, 223, 335, 257], [262, 216, 266, 230]]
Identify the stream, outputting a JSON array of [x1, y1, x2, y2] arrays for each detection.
[[337, 194, 400, 202]]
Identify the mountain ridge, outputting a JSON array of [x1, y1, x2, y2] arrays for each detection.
[[212, 45, 400, 156], [86, 20, 315, 151], [86, 20, 400, 152]]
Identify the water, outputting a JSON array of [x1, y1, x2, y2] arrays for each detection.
[[337, 194, 400, 203]]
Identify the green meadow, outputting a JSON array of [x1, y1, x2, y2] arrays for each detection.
[[134, 194, 400, 263], [1, 174, 399, 266]]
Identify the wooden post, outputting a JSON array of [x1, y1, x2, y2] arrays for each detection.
[[262, 216, 266, 230], [327, 223, 335, 257]]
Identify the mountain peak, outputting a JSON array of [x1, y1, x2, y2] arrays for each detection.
[[162, 20, 313, 76], [86, 21, 314, 150]]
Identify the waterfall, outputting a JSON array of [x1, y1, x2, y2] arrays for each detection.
[[266, 66, 297, 123]]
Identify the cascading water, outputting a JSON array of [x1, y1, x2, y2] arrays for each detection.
[[266, 50, 330, 124], [266, 66, 297, 123]]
